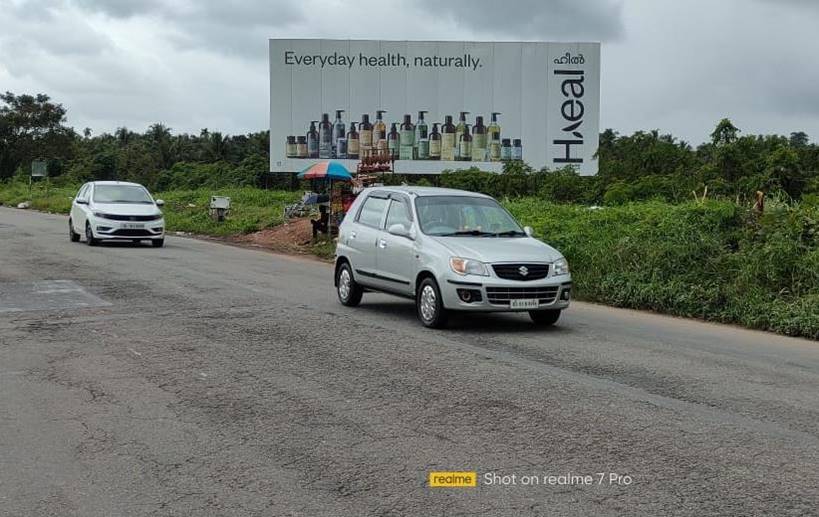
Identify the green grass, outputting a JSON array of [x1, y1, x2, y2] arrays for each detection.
[[505, 198, 819, 339], [0, 180, 299, 237]]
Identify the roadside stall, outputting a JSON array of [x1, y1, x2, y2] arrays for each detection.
[[296, 161, 353, 237]]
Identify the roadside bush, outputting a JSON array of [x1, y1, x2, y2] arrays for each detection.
[[505, 198, 819, 339]]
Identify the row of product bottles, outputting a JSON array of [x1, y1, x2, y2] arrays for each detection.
[[284, 110, 523, 162]]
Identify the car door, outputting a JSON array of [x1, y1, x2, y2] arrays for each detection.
[[346, 192, 389, 287], [70, 184, 90, 232], [375, 195, 416, 295]]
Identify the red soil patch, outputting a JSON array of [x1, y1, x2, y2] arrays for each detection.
[[232, 217, 315, 254]]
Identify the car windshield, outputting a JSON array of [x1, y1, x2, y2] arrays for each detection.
[[93, 185, 153, 204], [415, 195, 525, 237]]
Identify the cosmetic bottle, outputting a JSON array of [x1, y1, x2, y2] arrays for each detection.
[[374, 110, 387, 142], [337, 138, 348, 159], [441, 115, 456, 161], [388, 123, 400, 159], [346, 122, 360, 159], [500, 138, 512, 161], [512, 139, 523, 161], [429, 123, 441, 160], [360, 114, 373, 157], [415, 111, 428, 153], [489, 131, 501, 162], [296, 136, 307, 158], [319, 113, 332, 159], [454, 111, 469, 159], [488, 112, 501, 144], [458, 124, 472, 161], [307, 121, 319, 158], [399, 114, 415, 160], [332, 110, 345, 158], [472, 116, 487, 161], [286, 136, 297, 158]]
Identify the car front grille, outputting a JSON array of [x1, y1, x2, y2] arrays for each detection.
[[492, 263, 550, 281], [486, 286, 560, 305], [111, 229, 154, 237], [101, 214, 161, 221]]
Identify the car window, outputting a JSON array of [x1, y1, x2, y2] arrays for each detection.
[[76, 184, 89, 201], [93, 185, 153, 204], [385, 198, 411, 230], [357, 195, 388, 228]]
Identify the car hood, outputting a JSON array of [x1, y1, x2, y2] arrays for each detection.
[[430, 236, 563, 263], [90, 203, 161, 216]]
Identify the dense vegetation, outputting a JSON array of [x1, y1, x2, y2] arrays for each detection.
[[2, 91, 818, 338]]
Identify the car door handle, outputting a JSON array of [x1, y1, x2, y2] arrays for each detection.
[[378, 238, 387, 249]]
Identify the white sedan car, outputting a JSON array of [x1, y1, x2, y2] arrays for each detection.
[[69, 181, 166, 247]]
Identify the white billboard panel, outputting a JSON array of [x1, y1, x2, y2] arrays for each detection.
[[269, 39, 600, 175]]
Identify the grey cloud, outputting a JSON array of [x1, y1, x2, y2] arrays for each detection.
[[72, 0, 304, 59], [419, 0, 624, 41]]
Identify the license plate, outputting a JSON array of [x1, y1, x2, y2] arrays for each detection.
[[122, 223, 144, 229], [510, 299, 539, 309]]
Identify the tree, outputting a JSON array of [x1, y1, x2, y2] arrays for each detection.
[[0, 92, 75, 179], [789, 131, 809, 148]]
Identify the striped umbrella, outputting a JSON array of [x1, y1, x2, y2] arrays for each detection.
[[297, 161, 352, 181]]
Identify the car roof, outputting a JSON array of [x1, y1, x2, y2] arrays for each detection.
[[369, 185, 492, 199], [89, 181, 145, 187]]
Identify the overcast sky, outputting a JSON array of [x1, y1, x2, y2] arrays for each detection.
[[1, 0, 817, 143]]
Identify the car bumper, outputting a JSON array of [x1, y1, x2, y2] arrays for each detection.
[[92, 218, 165, 240], [440, 273, 573, 312]]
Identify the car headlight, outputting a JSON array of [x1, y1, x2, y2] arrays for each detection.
[[450, 257, 488, 276], [93, 212, 110, 219], [553, 257, 570, 276]]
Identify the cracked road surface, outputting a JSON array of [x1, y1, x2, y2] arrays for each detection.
[[1, 207, 818, 516]]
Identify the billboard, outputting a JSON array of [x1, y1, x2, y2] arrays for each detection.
[[269, 39, 600, 175]]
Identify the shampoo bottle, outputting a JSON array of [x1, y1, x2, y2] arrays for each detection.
[[346, 122, 360, 159], [472, 115, 487, 161], [454, 111, 469, 159], [512, 138, 523, 161], [319, 113, 332, 159], [388, 123, 400, 159], [441, 115, 456, 161], [429, 123, 441, 160], [500, 138, 512, 161], [458, 124, 472, 161], [489, 131, 501, 162], [488, 112, 501, 144], [399, 114, 415, 160], [332, 109, 345, 158], [307, 121, 319, 158], [360, 114, 373, 157], [415, 111, 428, 153], [374, 110, 387, 142]]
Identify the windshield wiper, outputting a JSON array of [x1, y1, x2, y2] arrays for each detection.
[[493, 230, 526, 237], [437, 230, 495, 237]]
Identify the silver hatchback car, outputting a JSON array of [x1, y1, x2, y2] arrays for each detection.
[[334, 186, 572, 328]]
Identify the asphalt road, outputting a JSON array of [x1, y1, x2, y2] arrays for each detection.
[[1, 206, 818, 517]]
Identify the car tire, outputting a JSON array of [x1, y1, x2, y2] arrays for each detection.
[[336, 262, 363, 307], [85, 223, 98, 246], [69, 219, 80, 242], [416, 277, 448, 329], [152, 238, 165, 248], [529, 309, 561, 326]]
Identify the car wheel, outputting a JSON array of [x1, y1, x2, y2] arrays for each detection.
[[529, 309, 561, 326], [85, 223, 98, 246], [417, 277, 448, 329], [336, 262, 363, 306], [151, 238, 165, 248], [69, 219, 80, 242]]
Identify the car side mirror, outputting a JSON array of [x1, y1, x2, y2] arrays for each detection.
[[388, 223, 410, 238], [523, 226, 534, 237], [75, 199, 88, 205], [155, 199, 165, 207]]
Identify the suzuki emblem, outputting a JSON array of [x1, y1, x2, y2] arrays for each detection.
[[518, 266, 529, 277]]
